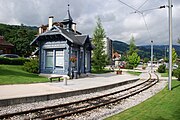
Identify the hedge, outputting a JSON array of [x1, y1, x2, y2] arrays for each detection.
[[0, 57, 30, 65]]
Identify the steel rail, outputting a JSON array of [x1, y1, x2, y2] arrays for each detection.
[[0, 73, 159, 120], [43, 73, 158, 119]]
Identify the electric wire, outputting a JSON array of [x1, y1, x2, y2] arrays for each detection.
[[117, 0, 142, 13], [137, 0, 149, 11], [117, 0, 153, 42], [142, 14, 152, 41]]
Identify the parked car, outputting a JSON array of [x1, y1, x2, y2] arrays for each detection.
[[0, 54, 20, 58]]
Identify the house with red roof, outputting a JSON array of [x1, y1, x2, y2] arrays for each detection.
[[0, 36, 14, 54]]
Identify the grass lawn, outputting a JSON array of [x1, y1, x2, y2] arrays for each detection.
[[127, 71, 142, 76], [0, 65, 49, 85], [105, 80, 180, 120], [160, 72, 168, 77]]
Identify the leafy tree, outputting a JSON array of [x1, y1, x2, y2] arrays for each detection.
[[143, 57, 149, 63], [0, 23, 37, 57], [128, 52, 140, 69], [127, 35, 137, 56], [92, 18, 108, 71], [172, 48, 177, 65], [126, 36, 140, 69]]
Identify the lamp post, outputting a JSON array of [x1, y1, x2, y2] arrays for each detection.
[[168, 0, 173, 90], [151, 40, 153, 73]]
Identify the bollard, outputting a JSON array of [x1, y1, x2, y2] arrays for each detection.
[[74, 71, 78, 79], [64, 77, 67, 85]]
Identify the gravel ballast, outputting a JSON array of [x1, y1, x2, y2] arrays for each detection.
[[0, 78, 167, 120]]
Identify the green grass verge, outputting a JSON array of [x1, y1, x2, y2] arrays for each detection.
[[0, 65, 49, 85], [105, 80, 180, 120], [127, 71, 142, 76], [160, 72, 168, 77]]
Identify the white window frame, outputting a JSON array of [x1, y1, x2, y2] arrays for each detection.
[[44, 49, 64, 70], [55, 50, 64, 69]]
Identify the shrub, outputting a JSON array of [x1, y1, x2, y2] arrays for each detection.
[[0, 57, 30, 65], [173, 67, 180, 80], [158, 64, 166, 73], [23, 59, 39, 73], [125, 63, 133, 69]]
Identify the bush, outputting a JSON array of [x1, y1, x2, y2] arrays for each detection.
[[158, 64, 166, 73], [125, 63, 133, 69], [23, 59, 39, 73], [0, 57, 30, 65], [173, 67, 180, 80]]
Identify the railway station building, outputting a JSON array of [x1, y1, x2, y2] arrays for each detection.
[[30, 6, 93, 78]]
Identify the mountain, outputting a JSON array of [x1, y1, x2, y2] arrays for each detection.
[[112, 40, 180, 59], [112, 40, 129, 54]]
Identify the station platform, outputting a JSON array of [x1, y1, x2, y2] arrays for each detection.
[[0, 71, 149, 106]]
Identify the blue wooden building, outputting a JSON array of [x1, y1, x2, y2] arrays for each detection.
[[30, 7, 93, 77]]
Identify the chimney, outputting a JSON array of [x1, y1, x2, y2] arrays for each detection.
[[38, 26, 42, 34], [72, 23, 76, 33], [48, 16, 54, 30]]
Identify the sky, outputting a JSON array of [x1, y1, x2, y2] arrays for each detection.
[[0, 0, 180, 45]]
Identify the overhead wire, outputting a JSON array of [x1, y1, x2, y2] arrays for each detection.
[[117, 0, 142, 13], [136, 0, 149, 11], [117, 0, 153, 42], [142, 14, 152, 41]]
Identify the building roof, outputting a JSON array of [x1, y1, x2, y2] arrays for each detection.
[[0, 36, 14, 47], [75, 35, 88, 45], [30, 25, 89, 46]]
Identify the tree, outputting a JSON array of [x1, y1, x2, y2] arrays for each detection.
[[172, 48, 177, 65], [92, 18, 108, 71], [126, 36, 140, 69], [143, 57, 149, 63], [0, 23, 37, 57], [128, 52, 140, 69], [127, 35, 137, 56]]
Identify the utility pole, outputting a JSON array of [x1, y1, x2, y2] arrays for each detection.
[[151, 40, 153, 73], [168, 0, 173, 90], [165, 47, 166, 60]]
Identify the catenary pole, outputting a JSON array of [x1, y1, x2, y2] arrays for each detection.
[[168, 0, 172, 90], [151, 40, 153, 73]]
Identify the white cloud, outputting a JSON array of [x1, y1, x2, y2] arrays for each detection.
[[0, 0, 179, 45]]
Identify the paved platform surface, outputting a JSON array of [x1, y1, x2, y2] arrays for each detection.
[[0, 72, 145, 100]]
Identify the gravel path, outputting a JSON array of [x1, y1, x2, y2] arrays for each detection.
[[0, 78, 167, 120]]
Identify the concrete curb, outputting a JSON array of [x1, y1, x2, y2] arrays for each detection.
[[0, 78, 139, 107]]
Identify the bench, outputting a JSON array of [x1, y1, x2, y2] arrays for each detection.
[[48, 76, 63, 82], [48, 75, 70, 85]]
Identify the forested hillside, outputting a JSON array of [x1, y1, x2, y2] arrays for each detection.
[[112, 40, 180, 59], [112, 40, 129, 54], [0, 23, 38, 57]]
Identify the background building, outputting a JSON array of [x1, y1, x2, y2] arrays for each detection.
[[103, 37, 112, 64]]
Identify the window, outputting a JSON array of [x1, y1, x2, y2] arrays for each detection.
[[45, 50, 53, 68], [55, 50, 64, 68]]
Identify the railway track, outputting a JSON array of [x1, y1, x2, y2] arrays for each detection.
[[0, 72, 159, 120]]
